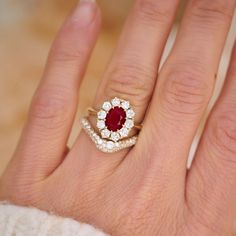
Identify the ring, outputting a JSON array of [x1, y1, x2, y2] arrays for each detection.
[[87, 108, 143, 130], [80, 97, 142, 153]]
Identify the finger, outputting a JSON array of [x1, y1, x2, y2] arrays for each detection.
[[69, 0, 181, 167], [139, 0, 236, 189], [94, 0, 180, 120], [186, 42, 236, 234], [7, 0, 101, 180]]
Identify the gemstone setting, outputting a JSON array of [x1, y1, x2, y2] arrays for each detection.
[[98, 110, 106, 119], [105, 107, 126, 132], [111, 132, 120, 142], [101, 129, 111, 138], [102, 102, 112, 111], [97, 120, 105, 129], [96, 97, 135, 142]]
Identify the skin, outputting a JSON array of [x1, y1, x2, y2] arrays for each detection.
[[0, 0, 236, 235]]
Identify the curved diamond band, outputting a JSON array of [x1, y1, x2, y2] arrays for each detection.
[[81, 117, 138, 153]]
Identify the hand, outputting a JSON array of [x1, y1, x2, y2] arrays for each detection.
[[1, 0, 236, 235]]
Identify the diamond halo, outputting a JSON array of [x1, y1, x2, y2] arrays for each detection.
[[96, 97, 135, 142]]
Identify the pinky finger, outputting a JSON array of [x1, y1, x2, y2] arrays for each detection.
[[187, 41, 236, 235]]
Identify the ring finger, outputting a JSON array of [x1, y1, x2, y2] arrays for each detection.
[[70, 0, 181, 166]]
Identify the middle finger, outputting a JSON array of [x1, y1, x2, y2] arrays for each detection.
[[137, 0, 236, 190]]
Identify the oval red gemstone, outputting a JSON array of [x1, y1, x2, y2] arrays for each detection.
[[105, 106, 126, 132]]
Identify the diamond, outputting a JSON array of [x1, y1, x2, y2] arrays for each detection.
[[111, 97, 121, 106], [125, 119, 134, 129], [105, 106, 126, 132], [102, 102, 112, 111], [121, 101, 130, 110], [111, 132, 120, 142], [115, 142, 120, 147], [80, 117, 138, 153], [119, 127, 129, 138], [101, 129, 111, 138], [98, 110, 106, 119], [107, 141, 115, 150], [97, 120, 105, 129], [97, 139, 103, 145], [126, 109, 135, 118]]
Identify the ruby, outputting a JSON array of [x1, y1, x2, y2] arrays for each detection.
[[105, 106, 126, 132]]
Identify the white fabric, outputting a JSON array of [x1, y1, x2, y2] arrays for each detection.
[[0, 203, 109, 236]]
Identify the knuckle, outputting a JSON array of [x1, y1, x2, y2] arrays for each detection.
[[190, 0, 234, 26], [136, 0, 173, 25], [208, 111, 236, 162], [105, 62, 155, 108], [50, 43, 85, 64], [50, 24, 87, 64], [159, 69, 211, 118], [30, 85, 72, 129]]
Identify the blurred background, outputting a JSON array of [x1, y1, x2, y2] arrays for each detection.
[[0, 0, 236, 231]]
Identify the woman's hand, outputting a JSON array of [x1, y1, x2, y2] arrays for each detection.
[[1, 0, 236, 235]]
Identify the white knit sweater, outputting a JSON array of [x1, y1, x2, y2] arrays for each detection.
[[0, 203, 109, 236]]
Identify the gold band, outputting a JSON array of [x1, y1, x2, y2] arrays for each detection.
[[87, 107, 143, 130]]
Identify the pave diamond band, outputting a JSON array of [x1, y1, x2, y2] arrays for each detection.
[[81, 117, 138, 153]]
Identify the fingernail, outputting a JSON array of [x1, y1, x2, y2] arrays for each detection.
[[73, 0, 97, 27]]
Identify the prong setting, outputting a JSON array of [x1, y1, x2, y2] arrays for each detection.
[[96, 97, 136, 142]]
